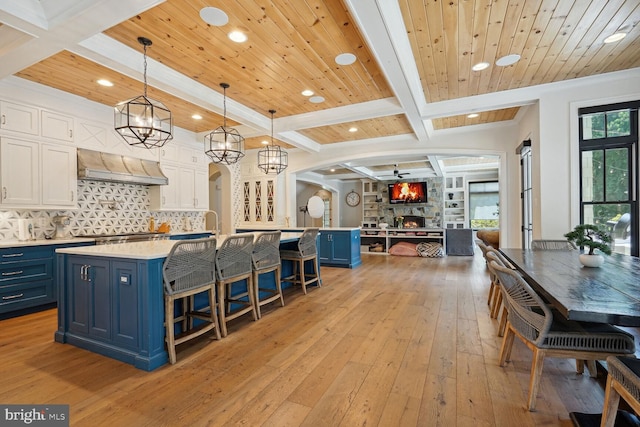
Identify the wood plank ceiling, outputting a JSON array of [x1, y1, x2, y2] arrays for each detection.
[[6, 0, 640, 156]]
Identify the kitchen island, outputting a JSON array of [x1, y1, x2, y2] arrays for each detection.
[[237, 227, 361, 268], [54, 233, 303, 371]]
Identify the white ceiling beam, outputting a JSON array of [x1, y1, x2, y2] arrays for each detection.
[[344, 0, 430, 143], [278, 97, 403, 131], [0, 0, 164, 78]]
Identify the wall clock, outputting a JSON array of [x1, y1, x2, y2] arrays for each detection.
[[346, 190, 361, 207]]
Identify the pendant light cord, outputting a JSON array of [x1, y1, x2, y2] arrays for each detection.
[[270, 111, 274, 146], [143, 42, 148, 98], [222, 85, 227, 128]]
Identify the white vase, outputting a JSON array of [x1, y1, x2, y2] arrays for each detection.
[[579, 253, 604, 268]]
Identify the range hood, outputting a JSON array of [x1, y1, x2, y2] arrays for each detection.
[[77, 148, 168, 186]]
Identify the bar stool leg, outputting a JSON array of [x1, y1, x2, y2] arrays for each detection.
[[165, 297, 177, 364], [217, 281, 228, 337], [299, 259, 307, 294], [276, 265, 284, 306]]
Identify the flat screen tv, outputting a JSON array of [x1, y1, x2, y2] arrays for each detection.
[[388, 181, 428, 204]]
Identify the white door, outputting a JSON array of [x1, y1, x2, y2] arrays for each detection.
[[0, 138, 40, 205], [41, 143, 77, 206]]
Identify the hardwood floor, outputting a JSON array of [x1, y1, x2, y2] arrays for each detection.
[[0, 251, 613, 426]]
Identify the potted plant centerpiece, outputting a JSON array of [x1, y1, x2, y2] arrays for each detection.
[[564, 224, 612, 267]]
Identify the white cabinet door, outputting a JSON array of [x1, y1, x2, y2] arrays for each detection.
[[160, 164, 180, 209], [41, 143, 77, 206], [159, 144, 180, 163], [193, 168, 209, 209], [0, 101, 38, 135], [0, 138, 40, 205], [41, 110, 74, 142], [179, 167, 196, 208]]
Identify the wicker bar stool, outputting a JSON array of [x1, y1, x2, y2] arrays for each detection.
[[280, 228, 320, 295], [215, 234, 257, 337], [601, 356, 640, 427], [252, 231, 285, 319], [491, 262, 635, 411], [162, 237, 221, 364]]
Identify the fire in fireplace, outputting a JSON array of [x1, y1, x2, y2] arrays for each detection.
[[402, 215, 425, 228]]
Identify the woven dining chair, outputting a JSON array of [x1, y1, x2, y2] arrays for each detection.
[[601, 355, 640, 427], [252, 231, 285, 319], [531, 239, 577, 250], [216, 234, 257, 337], [280, 228, 320, 294], [490, 261, 635, 411], [485, 249, 512, 336], [162, 237, 221, 364]]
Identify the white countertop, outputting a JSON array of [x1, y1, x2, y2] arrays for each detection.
[[0, 230, 214, 250], [55, 232, 302, 260]]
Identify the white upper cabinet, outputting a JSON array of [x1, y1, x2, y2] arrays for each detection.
[[151, 163, 180, 210], [179, 145, 208, 167], [194, 169, 209, 210], [0, 101, 38, 135], [159, 144, 180, 162], [0, 138, 77, 209], [41, 143, 76, 206], [41, 110, 74, 142], [0, 138, 40, 205]]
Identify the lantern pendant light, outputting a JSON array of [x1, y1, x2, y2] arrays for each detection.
[[257, 110, 288, 174], [114, 37, 173, 149], [204, 83, 245, 165]]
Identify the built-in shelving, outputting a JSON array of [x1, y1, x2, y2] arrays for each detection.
[[359, 228, 445, 254], [444, 175, 467, 229], [362, 180, 380, 227]]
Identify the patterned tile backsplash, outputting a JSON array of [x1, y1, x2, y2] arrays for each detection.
[[0, 180, 208, 241]]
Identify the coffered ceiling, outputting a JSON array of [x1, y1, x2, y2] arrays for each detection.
[[1, 0, 639, 180]]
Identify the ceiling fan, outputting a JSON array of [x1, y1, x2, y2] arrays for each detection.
[[380, 164, 410, 179]]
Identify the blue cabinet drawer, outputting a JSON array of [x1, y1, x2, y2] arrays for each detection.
[[0, 259, 53, 285], [0, 247, 53, 262], [0, 279, 54, 312]]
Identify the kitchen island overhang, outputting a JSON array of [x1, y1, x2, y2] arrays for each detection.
[[54, 233, 305, 371]]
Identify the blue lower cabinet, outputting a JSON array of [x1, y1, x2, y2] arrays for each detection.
[[56, 254, 167, 371], [319, 229, 361, 268], [0, 242, 93, 318]]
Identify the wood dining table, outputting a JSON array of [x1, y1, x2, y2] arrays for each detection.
[[498, 248, 640, 327]]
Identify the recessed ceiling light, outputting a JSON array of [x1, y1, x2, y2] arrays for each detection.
[[604, 32, 627, 44], [200, 7, 229, 26], [330, 168, 336, 172], [261, 140, 269, 145], [301, 89, 314, 97], [472, 62, 490, 71], [496, 54, 521, 67], [192, 114, 202, 120], [335, 53, 356, 65], [228, 30, 247, 43], [467, 113, 479, 118], [309, 96, 325, 103], [349, 127, 358, 132], [97, 79, 113, 87]]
